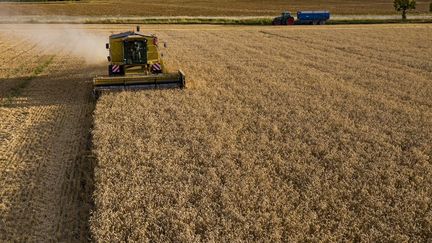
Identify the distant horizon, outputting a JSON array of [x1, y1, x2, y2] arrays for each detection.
[[0, 0, 430, 16]]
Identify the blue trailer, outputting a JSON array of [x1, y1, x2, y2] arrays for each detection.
[[296, 11, 330, 25]]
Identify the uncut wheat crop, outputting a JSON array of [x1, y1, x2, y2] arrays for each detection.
[[91, 24, 432, 242]]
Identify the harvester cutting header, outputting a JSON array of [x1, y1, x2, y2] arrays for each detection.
[[93, 26, 185, 97]]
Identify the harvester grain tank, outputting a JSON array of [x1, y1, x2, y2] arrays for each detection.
[[93, 26, 185, 97], [272, 10, 330, 25]]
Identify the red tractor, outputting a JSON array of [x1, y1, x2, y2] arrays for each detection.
[[272, 11, 295, 25]]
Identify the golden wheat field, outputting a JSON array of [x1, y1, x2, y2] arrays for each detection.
[[89, 24, 432, 241], [0, 23, 431, 242]]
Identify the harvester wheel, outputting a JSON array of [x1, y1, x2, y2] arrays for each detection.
[[92, 89, 101, 100], [179, 70, 186, 89]]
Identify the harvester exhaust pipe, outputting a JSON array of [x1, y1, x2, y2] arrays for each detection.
[[136, 26, 140, 32]]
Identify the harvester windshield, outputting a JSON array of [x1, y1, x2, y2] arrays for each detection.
[[124, 40, 147, 64]]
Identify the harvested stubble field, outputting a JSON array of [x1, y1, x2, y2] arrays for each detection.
[[0, 27, 103, 241], [1, 0, 431, 16], [92, 24, 432, 241]]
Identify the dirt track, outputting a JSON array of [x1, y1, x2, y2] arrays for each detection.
[[0, 32, 102, 241]]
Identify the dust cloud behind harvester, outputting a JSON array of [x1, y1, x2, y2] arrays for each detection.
[[4, 24, 107, 64]]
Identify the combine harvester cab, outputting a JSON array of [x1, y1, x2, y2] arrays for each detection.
[[93, 26, 185, 98]]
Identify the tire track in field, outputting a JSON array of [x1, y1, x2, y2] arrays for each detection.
[[0, 38, 102, 242]]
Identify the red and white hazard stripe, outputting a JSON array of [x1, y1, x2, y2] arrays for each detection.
[[152, 63, 162, 72], [112, 65, 120, 73]]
